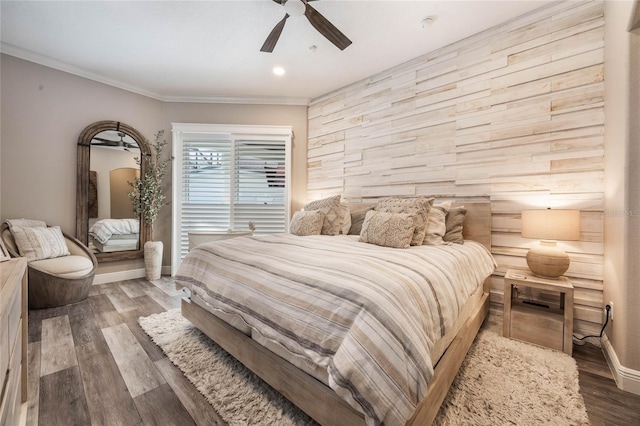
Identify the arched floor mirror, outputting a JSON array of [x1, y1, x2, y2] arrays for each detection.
[[77, 121, 152, 262]]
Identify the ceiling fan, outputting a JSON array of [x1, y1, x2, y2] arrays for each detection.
[[261, 0, 352, 53], [91, 132, 138, 150]]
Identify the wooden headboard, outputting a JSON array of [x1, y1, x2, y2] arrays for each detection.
[[453, 201, 491, 252]]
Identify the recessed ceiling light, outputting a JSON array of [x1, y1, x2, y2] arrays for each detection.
[[273, 67, 285, 76]]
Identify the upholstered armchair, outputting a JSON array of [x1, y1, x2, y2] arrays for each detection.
[[1, 220, 97, 309]]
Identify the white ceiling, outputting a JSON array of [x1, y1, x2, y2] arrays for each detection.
[[1, 0, 554, 104]]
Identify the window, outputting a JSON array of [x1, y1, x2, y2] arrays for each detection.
[[171, 124, 291, 272]]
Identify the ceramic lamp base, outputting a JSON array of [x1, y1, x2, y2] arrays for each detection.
[[526, 240, 569, 279]]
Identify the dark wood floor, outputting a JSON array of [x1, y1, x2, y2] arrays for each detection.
[[25, 277, 640, 425]]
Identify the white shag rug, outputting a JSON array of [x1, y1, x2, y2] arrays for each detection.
[[139, 309, 589, 426]]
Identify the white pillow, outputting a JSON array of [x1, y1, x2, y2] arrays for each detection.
[[12, 225, 70, 261], [423, 201, 451, 245]]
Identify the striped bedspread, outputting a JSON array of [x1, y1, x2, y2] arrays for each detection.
[[175, 234, 496, 426]]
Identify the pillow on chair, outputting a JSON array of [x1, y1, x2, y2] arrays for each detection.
[[6, 218, 46, 229], [12, 225, 70, 261]]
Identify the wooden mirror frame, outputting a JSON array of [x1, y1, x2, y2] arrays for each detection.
[[76, 120, 152, 262]]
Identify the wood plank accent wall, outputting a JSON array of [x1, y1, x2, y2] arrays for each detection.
[[307, 1, 605, 336]]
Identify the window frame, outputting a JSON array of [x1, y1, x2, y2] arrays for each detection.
[[171, 123, 292, 275]]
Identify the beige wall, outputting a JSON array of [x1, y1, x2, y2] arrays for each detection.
[[0, 54, 308, 273], [604, 0, 640, 375], [0, 54, 164, 274]]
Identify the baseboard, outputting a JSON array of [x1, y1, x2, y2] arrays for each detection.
[[93, 268, 146, 284], [93, 266, 171, 284], [601, 333, 640, 395]]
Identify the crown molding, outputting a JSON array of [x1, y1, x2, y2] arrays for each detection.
[[1, 42, 165, 101], [162, 95, 310, 106], [1, 43, 310, 106]]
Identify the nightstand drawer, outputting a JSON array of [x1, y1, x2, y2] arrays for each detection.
[[510, 304, 564, 351]]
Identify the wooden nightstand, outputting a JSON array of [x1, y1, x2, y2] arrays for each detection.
[[503, 269, 574, 355]]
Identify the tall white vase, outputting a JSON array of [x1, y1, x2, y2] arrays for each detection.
[[144, 240, 163, 280]]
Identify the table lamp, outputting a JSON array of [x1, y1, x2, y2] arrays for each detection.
[[521, 209, 580, 279]]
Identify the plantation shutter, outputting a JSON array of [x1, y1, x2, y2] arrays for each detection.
[[172, 124, 291, 270], [233, 140, 287, 234], [178, 135, 233, 257]]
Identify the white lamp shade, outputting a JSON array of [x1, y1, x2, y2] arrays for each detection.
[[521, 209, 580, 241], [522, 209, 579, 278]]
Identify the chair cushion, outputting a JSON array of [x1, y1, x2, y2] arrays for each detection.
[[29, 255, 94, 278]]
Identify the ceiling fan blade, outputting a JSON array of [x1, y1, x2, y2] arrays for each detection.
[[272, 0, 287, 4], [261, 14, 289, 53], [92, 137, 119, 146], [304, 2, 352, 50]]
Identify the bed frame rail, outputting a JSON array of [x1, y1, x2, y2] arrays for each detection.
[[182, 296, 365, 425], [182, 291, 489, 426]]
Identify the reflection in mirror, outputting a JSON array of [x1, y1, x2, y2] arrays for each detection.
[[88, 131, 140, 253], [77, 121, 151, 263]]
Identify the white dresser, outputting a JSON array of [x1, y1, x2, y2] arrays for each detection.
[[188, 230, 253, 251], [1, 258, 28, 426]]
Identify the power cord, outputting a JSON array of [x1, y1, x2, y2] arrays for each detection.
[[573, 304, 610, 343]]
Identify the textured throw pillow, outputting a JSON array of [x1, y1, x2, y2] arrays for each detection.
[[303, 195, 342, 235], [6, 218, 47, 230], [359, 211, 415, 249], [423, 201, 451, 245], [340, 202, 352, 234], [348, 206, 375, 235], [376, 197, 433, 245], [289, 210, 325, 236], [12, 225, 70, 261], [444, 206, 467, 244]]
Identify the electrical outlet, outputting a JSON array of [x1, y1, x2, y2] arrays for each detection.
[[608, 302, 614, 321]]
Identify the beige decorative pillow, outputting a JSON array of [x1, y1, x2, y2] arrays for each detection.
[[348, 206, 375, 235], [340, 202, 352, 234], [376, 197, 433, 245], [289, 210, 325, 236], [359, 211, 415, 249], [444, 206, 467, 244], [423, 201, 451, 245], [6, 218, 47, 230], [12, 225, 70, 261], [303, 195, 342, 235]]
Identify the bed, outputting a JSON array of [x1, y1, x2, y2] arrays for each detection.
[[175, 201, 494, 425], [88, 218, 139, 252]]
